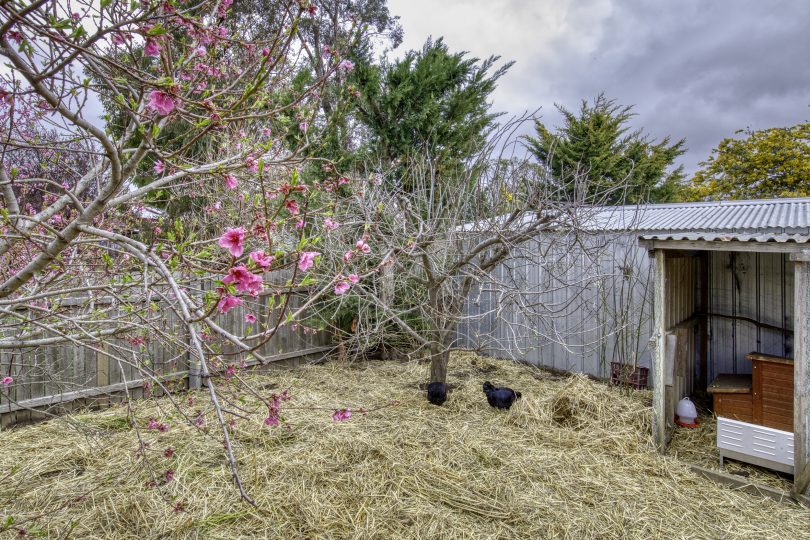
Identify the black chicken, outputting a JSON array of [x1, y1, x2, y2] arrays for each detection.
[[482, 381, 521, 409], [427, 381, 448, 406]]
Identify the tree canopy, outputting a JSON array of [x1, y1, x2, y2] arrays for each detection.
[[354, 38, 512, 189], [685, 123, 810, 201], [525, 94, 686, 205]]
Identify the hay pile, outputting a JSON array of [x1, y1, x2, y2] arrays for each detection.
[[0, 352, 807, 539], [668, 410, 795, 492]]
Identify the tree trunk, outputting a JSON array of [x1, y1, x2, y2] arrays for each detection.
[[429, 344, 450, 383]]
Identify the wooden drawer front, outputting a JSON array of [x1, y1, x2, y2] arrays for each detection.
[[713, 392, 753, 423], [752, 361, 793, 432]]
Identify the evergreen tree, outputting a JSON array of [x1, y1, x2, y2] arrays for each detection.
[[526, 94, 686, 204], [354, 37, 512, 191]]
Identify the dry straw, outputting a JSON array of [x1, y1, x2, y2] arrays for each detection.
[[1, 352, 808, 539]]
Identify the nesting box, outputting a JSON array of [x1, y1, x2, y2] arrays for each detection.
[[747, 352, 794, 432], [707, 374, 753, 423]]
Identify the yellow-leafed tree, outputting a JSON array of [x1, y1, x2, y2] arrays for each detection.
[[686, 123, 810, 201]]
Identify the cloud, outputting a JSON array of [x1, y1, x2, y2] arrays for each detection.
[[388, 0, 810, 174]]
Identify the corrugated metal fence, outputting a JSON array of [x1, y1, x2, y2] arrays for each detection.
[[459, 233, 655, 379]]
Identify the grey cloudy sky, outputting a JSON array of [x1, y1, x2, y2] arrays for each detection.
[[387, 0, 810, 175]]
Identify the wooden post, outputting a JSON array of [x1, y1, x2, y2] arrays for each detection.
[[651, 249, 668, 453], [790, 253, 810, 495]]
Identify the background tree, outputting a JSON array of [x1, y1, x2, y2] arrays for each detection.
[[354, 37, 512, 189], [685, 123, 810, 201], [306, 38, 514, 362], [526, 94, 686, 204]]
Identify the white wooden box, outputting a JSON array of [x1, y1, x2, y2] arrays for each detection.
[[717, 417, 794, 474]]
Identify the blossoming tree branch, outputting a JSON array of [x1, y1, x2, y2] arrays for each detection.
[[0, 0, 374, 501]]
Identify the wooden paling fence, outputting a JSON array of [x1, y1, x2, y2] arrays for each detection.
[[0, 283, 333, 428]]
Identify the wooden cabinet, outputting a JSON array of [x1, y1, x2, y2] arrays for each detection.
[[748, 352, 794, 432], [708, 353, 793, 432]]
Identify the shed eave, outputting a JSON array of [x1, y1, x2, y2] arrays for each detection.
[[638, 238, 810, 254]]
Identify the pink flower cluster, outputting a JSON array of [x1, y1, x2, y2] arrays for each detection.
[[223, 265, 263, 296], [250, 250, 275, 270], [343, 236, 372, 262], [298, 251, 320, 272], [334, 273, 359, 296], [147, 418, 169, 432], [264, 390, 291, 427], [331, 408, 351, 422], [148, 90, 176, 116], [1, 376, 12, 386]]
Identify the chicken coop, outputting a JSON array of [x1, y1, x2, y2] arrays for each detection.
[[639, 198, 810, 496], [462, 197, 810, 495]]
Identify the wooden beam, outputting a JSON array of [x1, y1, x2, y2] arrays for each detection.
[[793, 259, 810, 495], [639, 239, 807, 254], [651, 249, 668, 453], [689, 465, 810, 507], [789, 250, 810, 262]]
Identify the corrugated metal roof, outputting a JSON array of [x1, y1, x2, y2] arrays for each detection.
[[588, 197, 810, 234]]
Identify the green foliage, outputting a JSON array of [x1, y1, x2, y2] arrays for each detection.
[[355, 38, 512, 190], [685, 123, 810, 201], [526, 94, 686, 204]]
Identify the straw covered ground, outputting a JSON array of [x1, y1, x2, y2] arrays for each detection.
[[1, 351, 808, 539]]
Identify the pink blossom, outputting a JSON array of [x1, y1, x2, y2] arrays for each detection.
[[298, 251, 320, 272], [262, 127, 272, 137], [324, 218, 340, 231], [334, 281, 350, 295], [224, 174, 238, 190], [348, 274, 360, 284], [154, 160, 165, 174], [148, 90, 176, 116], [356, 239, 371, 254], [249, 250, 275, 270], [164, 469, 175, 482], [223, 265, 263, 296], [217, 294, 243, 314], [245, 313, 257, 323], [331, 408, 351, 422], [144, 39, 161, 57], [245, 155, 259, 173], [295, 219, 305, 229], [285, 199, 300, 215], [212, 201, 222, 211], [299, 121, 308, 133], [262, 47, 271, 57], [217, 0, 233, 16], [112, 33, 129, 46], [338, 59, 355, 72], [153, 226, 162, 235], [194, 46, 207, 57], [1, 376, 12, 386], [218, 227, 245, 257], [264, 415, 279, 426], [342, 250, 355, 262]]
